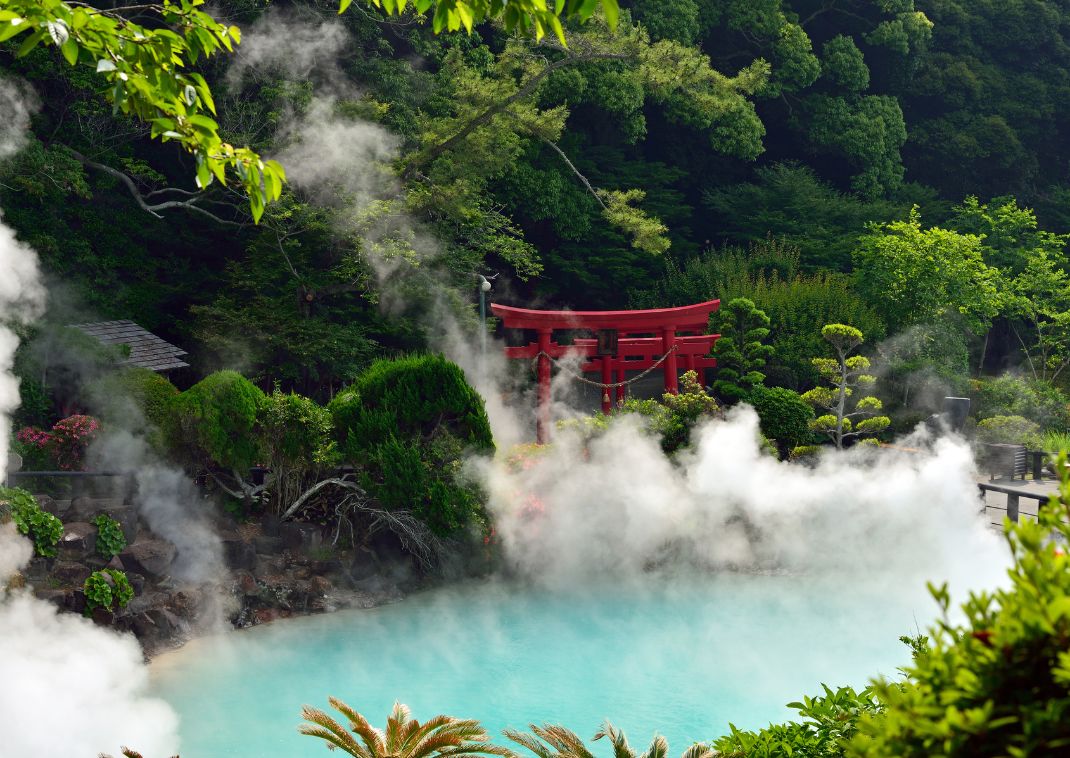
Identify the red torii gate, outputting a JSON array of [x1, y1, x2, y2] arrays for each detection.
[[491, 301, 721, 443]]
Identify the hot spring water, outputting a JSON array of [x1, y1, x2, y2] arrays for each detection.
[[152, 574, 931, 757]]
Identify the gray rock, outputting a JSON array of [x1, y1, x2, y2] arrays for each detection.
[[222, 536, 256, 571], [35, 494, 67, 518], [279, 522, 323, 552], [254, 534, 282, 555], [119, 539, 176, 578], [52, 560, 92, 586], [350, 546, 378, 580], [58, 522, 96, 560], [33, 588, 67, 607]]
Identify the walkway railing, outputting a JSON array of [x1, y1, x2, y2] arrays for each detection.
[[978, 481, 1053, 524]]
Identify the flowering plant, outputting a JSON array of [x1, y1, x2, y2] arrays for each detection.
[[15, 414, 101, 471]]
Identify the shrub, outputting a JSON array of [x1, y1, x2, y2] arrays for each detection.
[[14, 426, 56, 470], [970, 374, 1070, 430], [712, 685, 881, 756], [849, 452, 1070, 755], [93, 513, 127, 560], [47, 414, 101, 470], [88, 367, 180, 440], [331, 354, 493, 454], [975, 415, 1042, 449], [748, 385, 814, 458], [83, 569, 134, 614], [0, 486, 62, 557], [330, 355, 493, 536], [173, 370, 265, 472], [15, 414, 101, 471], [619, 370, 720, 454], [257, 387, 339, 513]]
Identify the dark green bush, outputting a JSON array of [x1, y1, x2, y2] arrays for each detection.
[[0, 486, 62, 557], [330, 355, 493, 536], [970, 374, 1070, 431], [173, 370, 265, 472], [748, 385, 814, 459], [975, 415, 1042, 449], [88, 367, 179, 434]]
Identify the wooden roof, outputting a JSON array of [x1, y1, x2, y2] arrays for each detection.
[[70, 320, 189, 372]]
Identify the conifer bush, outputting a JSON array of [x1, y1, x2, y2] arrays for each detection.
[[748, 385, 814, 459], [173, 370, 265, 472], [330, 355, 493, 536]]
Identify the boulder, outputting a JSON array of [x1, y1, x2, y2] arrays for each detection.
[[222, 535, 256, 571], [253, 534, 283, 555], [52, 560, 92, 586], [36, 495, 69, 518], [279, 522, 323, 553], [33, 588, 67, 608], [350, 546, 378, 581], [119, 539, 176, 578], [58, 523, 96, 560]]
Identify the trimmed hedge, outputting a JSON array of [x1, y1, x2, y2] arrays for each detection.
[[748, 385, 814, 458], [173, 370, 265, 472], [330, 355, 493, 536]]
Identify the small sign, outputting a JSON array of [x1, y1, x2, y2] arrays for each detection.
[[597, 329, 618, 356]]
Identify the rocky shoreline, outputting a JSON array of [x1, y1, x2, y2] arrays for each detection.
[[22, 493, 426, 658]]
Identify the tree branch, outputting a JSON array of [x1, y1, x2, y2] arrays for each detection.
[[406, 50, 632, 172], [540, 137, 607, 209], [70, 149, 247, 226]]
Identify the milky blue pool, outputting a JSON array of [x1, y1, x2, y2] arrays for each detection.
[[152, 575, 926, 758]]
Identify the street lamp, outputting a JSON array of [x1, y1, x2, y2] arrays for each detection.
[[477, 274, 493, 369]]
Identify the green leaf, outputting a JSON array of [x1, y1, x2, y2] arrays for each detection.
[[600, 0, 618, 28], [60, 37, 78, 65], [15, 28, 47, 58], [338, 0, 353, 13], [0, 17, 29, 43]]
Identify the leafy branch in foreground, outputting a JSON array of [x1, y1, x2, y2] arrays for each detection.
[[0, 0, 285, 221]]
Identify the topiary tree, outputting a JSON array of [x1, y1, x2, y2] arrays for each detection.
[[748, 385, 814, 460], [329, 355, 493, 537], [802, 324, 890, 449], [713, 297, 774, 404], [173, 370, 265, 471]]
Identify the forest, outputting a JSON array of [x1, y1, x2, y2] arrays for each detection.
[[2, 0, 1069, 445]]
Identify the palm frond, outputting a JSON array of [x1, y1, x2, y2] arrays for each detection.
[[679, 744, 714, 758], [301, 705, 368, 757], [388, 702, 415, 754], [329, 697, 386, 758], [504, 728, 556, 758], [593, 721, 634, 758], [641, 735, 667, 758]]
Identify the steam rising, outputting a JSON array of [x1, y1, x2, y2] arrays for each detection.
[[476, 406, 1009, 598], [0, 84, 181, 756]]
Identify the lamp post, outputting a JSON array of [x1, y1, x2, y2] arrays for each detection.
[[477, 274, 492, 370]]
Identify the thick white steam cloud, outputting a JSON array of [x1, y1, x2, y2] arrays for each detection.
[[476, 406, 1009, 602], [0, 81, 182, 756]]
